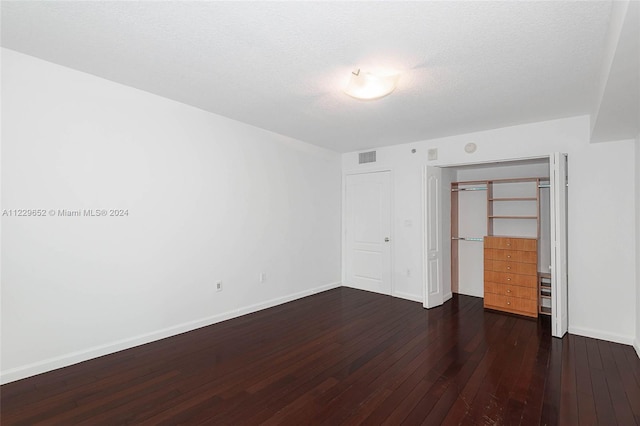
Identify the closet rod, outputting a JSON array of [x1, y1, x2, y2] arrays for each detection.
[[451, 187, 487, 192], [539, 183, 568, 188], [451, 237, 484, 242]]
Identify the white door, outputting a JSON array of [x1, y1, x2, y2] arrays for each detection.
[[344, 171, 392, 295], [424, 166, 454, 308], [550, 153, 568, 338]]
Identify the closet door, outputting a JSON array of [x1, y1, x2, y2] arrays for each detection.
[[424, 166, 454, 308], [550, 153, 568, 338]]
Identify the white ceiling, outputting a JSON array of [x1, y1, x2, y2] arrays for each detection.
[[1, 1, 617, 153]]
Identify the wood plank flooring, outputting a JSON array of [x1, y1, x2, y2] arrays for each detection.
[[2, 287, 639, 425]]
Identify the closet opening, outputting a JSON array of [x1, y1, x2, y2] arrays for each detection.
[[423, 154, 568, 338]]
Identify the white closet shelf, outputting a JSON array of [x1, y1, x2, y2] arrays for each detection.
[[489, 177, 548, 184]]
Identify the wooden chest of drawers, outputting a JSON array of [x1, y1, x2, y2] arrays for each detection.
[[484, 236, 538, 317]]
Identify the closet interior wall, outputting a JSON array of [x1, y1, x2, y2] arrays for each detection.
[[451, 161, 551, 299]]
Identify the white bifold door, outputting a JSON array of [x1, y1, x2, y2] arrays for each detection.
[[550, 153, 568, 338], [344, 171, 392, 295], [424, 166, 454, 308]]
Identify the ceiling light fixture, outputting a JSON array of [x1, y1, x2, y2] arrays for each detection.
[[344, 69, 399, 100]]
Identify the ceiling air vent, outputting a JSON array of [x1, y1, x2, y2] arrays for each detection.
[[359, 151, 376, 164]]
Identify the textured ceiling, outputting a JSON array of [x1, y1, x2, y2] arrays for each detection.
[[1, 1, 614, 153]]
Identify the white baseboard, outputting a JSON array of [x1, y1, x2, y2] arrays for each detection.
[[568, 325, 635, 346], [393, 291, 423, 303], [342, 285, 424, 304], [0, 281, 342, 385], [455, 290, 483, 298], [634, 339, 640, 359], [388, 291, 451, 305], [341, 283, 393, 298], [236, 281, 341, 316]]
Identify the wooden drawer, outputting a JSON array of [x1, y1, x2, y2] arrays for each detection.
[[484, 237, 537, 252], [485, 282, 537, 300], [484, 293, 537, 317], [484, 259, 537, 276], [484, 271, 537, 287], [484, 249, 537, 264]]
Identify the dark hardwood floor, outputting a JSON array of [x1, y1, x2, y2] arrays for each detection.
[[2, 288, 639, 425]]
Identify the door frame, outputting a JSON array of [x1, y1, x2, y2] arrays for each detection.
[[422, 154, 568, 336], [342, 167, 395, 296]]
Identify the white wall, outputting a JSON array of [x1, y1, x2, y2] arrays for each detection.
[[342, 116, 637, 345], [1, 49, 342, 383], [636, 134, 640, 358], [590, 0, 639, 143]]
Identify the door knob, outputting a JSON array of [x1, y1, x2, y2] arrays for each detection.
[[384, 237, 390, 242]]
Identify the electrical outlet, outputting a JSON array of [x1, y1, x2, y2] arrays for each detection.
[[216, 281, 222, 292], [259, 273, 266, 283]]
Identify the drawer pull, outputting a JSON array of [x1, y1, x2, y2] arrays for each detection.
[[507, 301, 511, 305], [507, 255, 511, 258], [507, 278, 511, 281], [507, 266, 511, 270], [507, 290, 511, 293]]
